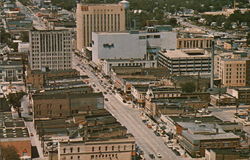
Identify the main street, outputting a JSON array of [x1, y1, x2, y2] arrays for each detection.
[[172, 15, 229, 37], [72, 55, 181, 160], [16, 0, 47, 30]]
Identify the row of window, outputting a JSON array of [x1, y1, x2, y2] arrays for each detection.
[[139, 35, 161, 39], [62, 145, 133, 154], [91, 154, 118, 159]]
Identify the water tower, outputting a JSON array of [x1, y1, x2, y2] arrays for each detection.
[[119, 0, 130, 30]]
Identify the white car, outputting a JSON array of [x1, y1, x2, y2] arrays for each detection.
[[157, 153, 162, 158], [243, 121, 250, 126]]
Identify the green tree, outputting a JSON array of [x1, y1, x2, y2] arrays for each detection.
[[247, 32, 250, 46], [0, 146, 20, 160], [0, 29, 11, 44], [181, 82, 196, 93], [20, 32, 29, 42], [6, 91, 26, 118]]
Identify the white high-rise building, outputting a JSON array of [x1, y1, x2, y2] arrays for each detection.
[[92, 30, 177, 64], [29, 30, 73, 70]]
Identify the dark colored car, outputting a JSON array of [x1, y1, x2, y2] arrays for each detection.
[[149, 154, 155, 159]]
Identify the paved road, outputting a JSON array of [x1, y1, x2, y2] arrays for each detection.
[[73, 55, 181, 160], [173, 16, 229, 36], [16, 0, 47, 30], [21, 95, 45, 159]]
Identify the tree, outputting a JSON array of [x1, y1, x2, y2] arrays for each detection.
[[181, 82, 196, 93], [247, 32, 250, 46], [0, 146, 20, 160], [20, 32, 29, 42], [6, 91, 26, 118]]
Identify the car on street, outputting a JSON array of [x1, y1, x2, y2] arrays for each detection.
[[157, 153, 162, 158], [149, 154, 155, 159]]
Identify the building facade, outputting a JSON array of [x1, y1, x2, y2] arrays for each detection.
[[26, 68, 80, 90], [102, 59, 157, 75], [32, 92, 104, 120], [76, 3, 125, 51], [177, 37, 213, 49], [158, 49, 211, 75], [58, 137, 135, 160], [92, 30, 177, 64], [0, 60, 23, 82], [216, 54, 249, 87], [178, 122, 240, 158], [227, 87, 250, 105], [29, 30, 73, 70]]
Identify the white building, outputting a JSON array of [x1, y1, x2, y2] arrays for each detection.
[[102, 58, 157, 75], [158, 49, 211, 75], [92, 30, 177, 64], [29, 30, 73, 70], [58, 136, 135, 160], [18, 42, 30, 53]]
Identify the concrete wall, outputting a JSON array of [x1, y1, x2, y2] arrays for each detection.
[[92, 31, 177, 64]]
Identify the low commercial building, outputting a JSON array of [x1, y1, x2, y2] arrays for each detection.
[[111, 67, 168, 94], [131, 84, 149, 108], [33, 91, 104, 120], [227, 87, 250, 105], [178, 122, 240, 157], [0, 59, 23, 82], [58, 136, 135, 160], [205, 148, 250, 160], [0, 112, 31, 159], [210, 94, 237, 106], [35, 109, 136, 160], [102, 58, 157, 75], [161, 115, 223, 135], [145, 86, 182, 101], [145, 96, 207, 117], [177, 37, 213, 49], [92, 29, 177, 64], [26, 68, 80, 90], [158, 49, 211, 75]]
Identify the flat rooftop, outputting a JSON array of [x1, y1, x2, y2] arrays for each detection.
[[167, 115, 223, 123], [159, 49, 210, 58], [0, 128, 29, 139], [105, 58, 155, 62]]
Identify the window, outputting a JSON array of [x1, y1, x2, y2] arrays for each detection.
[[78, 156, 80, 159], [112, 146, 114, 151], [124, 145, 126, 150], [105, 146, 108, 151], [92, 147, 95, 152], [71, 156, 73, 159], [139, 36, 146, 39], [60, 105, 62, 110], [77, 147, 80, 152], [99, 146, 101, 151], [70, 147, 73, 153], [154, 35, 160, 38], [63, 148, 66, 153]]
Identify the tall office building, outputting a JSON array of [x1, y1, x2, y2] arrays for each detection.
[[76, 3, 126, 51], [29, 30, 73, 70]]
